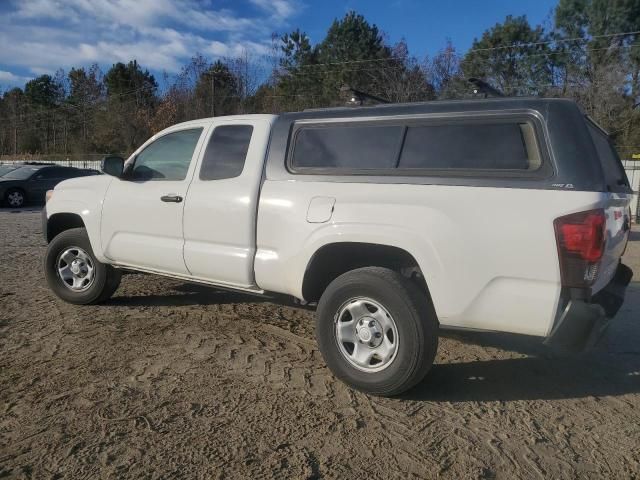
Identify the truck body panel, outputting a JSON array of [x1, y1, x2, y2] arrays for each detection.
[[255, 180, 608, 336], [44, 174, 112, 264]]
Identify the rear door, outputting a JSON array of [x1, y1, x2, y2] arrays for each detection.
[[587, 121, 633, 292], [182, 118, 272, 288]]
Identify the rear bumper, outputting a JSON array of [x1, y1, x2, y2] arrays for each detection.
[[544, 263, 633, 351]]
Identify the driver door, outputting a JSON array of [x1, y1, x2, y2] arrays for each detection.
[[100, 125, 207, 275]]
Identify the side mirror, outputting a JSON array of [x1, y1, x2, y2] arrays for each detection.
[[101, 155, 125, 177]]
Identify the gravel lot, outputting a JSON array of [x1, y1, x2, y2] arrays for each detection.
[[1, 209, 639, 479]]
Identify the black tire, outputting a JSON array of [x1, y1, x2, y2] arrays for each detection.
[[44, 227, 121, 305], [4, 188, 25, 208], [316, 267, 438, 396]]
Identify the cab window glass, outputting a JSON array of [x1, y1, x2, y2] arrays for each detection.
[[200, 125, 253, 180], [132, 128, 203, 181]]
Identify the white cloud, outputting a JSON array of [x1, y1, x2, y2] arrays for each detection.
[[11, 0, 256, 32], [0, 70, 33, 85], [0, 0, 299, 85], [250, 0, 298, 23]]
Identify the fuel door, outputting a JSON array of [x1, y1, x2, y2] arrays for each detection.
[[307, 196, 336, 223]]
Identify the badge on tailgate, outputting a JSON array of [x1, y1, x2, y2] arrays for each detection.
[[306, 196, 336, 223]]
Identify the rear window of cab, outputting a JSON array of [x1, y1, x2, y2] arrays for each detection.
[[288, 116, 545, 177]]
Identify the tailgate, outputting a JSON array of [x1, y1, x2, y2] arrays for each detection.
[[586, 119, 633, 293], [592, 196, 631, 293]]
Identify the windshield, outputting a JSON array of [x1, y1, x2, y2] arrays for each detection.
[[0, 165, 17, 176], [3, 166, 40, 180]]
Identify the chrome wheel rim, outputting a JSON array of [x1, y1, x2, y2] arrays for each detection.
[[7, 191, 23, 207], [334, 297, 399, 372], [57, 247, 95, 292]]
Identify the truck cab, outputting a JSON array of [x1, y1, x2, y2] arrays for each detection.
[[45, 115, 275, 292], [101, 116, 274, 291]]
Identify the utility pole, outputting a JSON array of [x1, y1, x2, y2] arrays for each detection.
[[210, 72, 215, 117]]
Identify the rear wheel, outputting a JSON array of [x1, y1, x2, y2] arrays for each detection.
[[315, 267, 438, 396], [5, 188, 25, 208], [45, 227, 121, 304]]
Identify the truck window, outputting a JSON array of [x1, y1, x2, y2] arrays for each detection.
[[131, 128, 203, 181], [399, 122, 541, 170], [292, 124, 404, 170], [586, 123, 630, 192], [199, 125, 253, 180], [290, 119, 541, 173]]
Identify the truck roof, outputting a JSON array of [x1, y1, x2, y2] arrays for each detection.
[[172, 114, 278, 128], [171, 98, 580, 127], [280, 97, 579, 121], [301, 96, 573, 112]]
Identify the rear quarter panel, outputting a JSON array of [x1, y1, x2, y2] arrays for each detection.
[[255, 181, 604, 337]]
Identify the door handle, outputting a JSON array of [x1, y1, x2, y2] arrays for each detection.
[[160, 194, 183, 203]]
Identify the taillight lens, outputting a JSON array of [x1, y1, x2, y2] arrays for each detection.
[[554, 209, 606, 288], [45, 190, 54, 203]]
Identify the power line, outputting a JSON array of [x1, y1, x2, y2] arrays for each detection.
[[2, 34, 640, 131], [230, 40, 640, 85], [279, 30, 640, 72], [2, 43, 636, 125], [3, 31, 639, 112], [2, 84, 158, 123], [467, 29, 640, 53], [2, 89, 332, 130]]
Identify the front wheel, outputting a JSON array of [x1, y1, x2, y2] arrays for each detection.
[[44, 227, 121, 305], [315, 267, 438, 396]]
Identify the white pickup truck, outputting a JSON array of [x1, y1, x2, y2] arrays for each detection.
[[43, 98, 633, 396]]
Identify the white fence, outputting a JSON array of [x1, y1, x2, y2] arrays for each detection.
[[623, 159, 640, 223], [6, 159, 104, 170], [1, 159, 103, 170], [0, 154, 121, 172]]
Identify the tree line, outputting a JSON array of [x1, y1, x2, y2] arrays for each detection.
[[2, 0, 640, 159]]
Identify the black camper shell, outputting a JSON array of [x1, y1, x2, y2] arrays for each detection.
[[266, 97, 632, 194]]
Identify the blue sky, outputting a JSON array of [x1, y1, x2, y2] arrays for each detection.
[[0, 0, 558, 90]]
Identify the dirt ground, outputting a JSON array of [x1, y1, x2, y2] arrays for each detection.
[[1, 209, 639, 480]]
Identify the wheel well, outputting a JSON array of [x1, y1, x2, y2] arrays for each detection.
[[47, 213, 85, 243], [5, 186, 25, 196], [302, 242, 428, 302]]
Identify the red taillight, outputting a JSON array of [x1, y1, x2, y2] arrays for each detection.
[[554, 209, 606, 288], [558, 212, 605, 262]]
